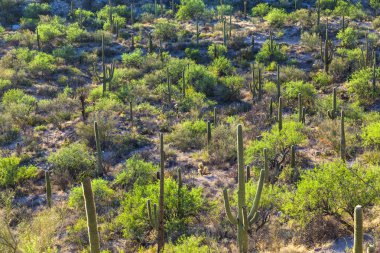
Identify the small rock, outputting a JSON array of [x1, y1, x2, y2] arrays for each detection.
[[11, 24, 20, 30]]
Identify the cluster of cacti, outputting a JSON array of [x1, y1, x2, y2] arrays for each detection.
[[278, 97, 283, 132], [340, 110, 346, 161], [45, 171, 52, 208], [147, 133, 165, 251], [328, 87, 338, 120], [82, 177, 101, 253], [93, 34, 115, 96], [268, 31, 278, 61], [198, 162, 209, 175], [249, 64, 263, 102], [94, 121, 103, 175], [223, 125, 266, 253], [320, 19, 334, 73]]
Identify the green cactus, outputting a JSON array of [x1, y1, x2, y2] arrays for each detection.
[[223, 125, 266, 253], [229, 14, 232, 38], [182, 69, 186, 97], [302, 106, 306, 124], [278, 97, 283, 132], [82, 178, 101, 253], [269, 98, 273, 118], [148, 32, 154, 53], [277, 64, 281, 100], [249, 63, 256, 100], [246, 165, 250, 183], [328, 87, 338, 119], [213, 107, 217, 126], [115, 22, 119, 38], [108, 0, 114, 32], [298, 93, 302, 122], [223, 18, 227, 46], [367, 245, 375, 253], [129, 101, 133, 129], [340, 110, 346, 162], [207, 121, 212, 152], [78, 8, 84, 28], [131, 33, 135, 50], [93, 34, 115, 96], [243, 0, 247, 18], [177, 168, 182, 218], [196, 18, 200, 46], [154, 0, 158, 17], [320, 19, 334, 73], [45, 171, 52, 208], [373, 53, 377, 93], [317, 0, 321, 26], [94, 121, 103, 175], [353, 205, 363, 253], [258, 67, 263, 101], [166, 69, 172, 104], [160, 0, 163, 16], [36, 28, 41, 51], [291, 145, 296, 169], [263, 148, 268, 182], [147, 134, 165, 251]]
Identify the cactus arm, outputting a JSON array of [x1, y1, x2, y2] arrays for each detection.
[[248, 169, 265, 220], [45, 171, 52, 208], [223, 188, 238, 225], [249, 210, 260, 225], [147, 199, 156, 228], [242, 206, 249, 230]]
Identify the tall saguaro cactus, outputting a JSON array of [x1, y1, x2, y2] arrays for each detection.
[[82, 178, 101, 253], [298, 93, 302, 122], [353, 205, 363, 253], [93, 34, 115, 96], [45, 171, 52, 208], [278, 97, 283, 132], [207, 121, 212, 152], [223, 125, 266, 253], [328, 87, 338, 119], [177, 168, 182, 218], [320, 19, 334, 73], [94, 121, 103, 175], [276, 64, 281, 100], [373, 53, 377, 93], [340, 110, 346, 162]]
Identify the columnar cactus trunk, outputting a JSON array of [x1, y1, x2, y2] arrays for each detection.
[[328, 87, 338, 119], [244, 0, 247, 18], [340, 110, 346, 162], [320, 19, 333, 73], [291, 145, 296, 169], [223, 125, 266, 253], [196, 18, 200, 46], [213, 107, 217, 126], [277, 64, 281, 100], [129, 101, 133, 129], [302, 107, 306, 124], [263, 148, 268, 182], [229, 14, 232, 38], [207, 121, 212, 152], [278, 97, 283, 132], [167, 69, 171, 104], [177, 168, 182, 218], [317, 0, 321, 26], [94, 121, 103, 175], [373, 53, 377, 93], [223, 18, 227, 46], [353, 205, 363, 253], [298, 93, 302, 122], [82, 178, 101, 253], [157, 133, 165, 252], [36, 28, 41, 51], [182, 69, 186, 97], [45, 171, 52, 208], [246, 165, 250, 183], [269, 98, 273, 118], [258, 68, 262, 101]]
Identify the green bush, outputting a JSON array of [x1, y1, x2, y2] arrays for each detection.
[[117, 178, 204, 241], [122, 49, 144, 68], [153, 18, 178, 42], [362, 122, 380, 149], [177, 87, 215, 113], [264, 8, 288, 28], [186, 64, 217, 96], [29, 52, 57, 75], [283, 81, 317, 106], [2, 89, 37, 126], [347, 67, 380, 105], [312, 71, 333, 88], [115, 156, 158, 188], [48, 143, 95, 180], [66, 23, 88, 43], [207, 44, 227, 60], [52, 45, 78, 62], [209, 57, 234, 77], [217, 75, 243, 102], [216, 4, 233, 16], [256, 39, 286, 64], [168, 120, 208, 151], [141, 236, 213, 252], [36, 18, 65, 43], [300, 32, 320, 52], [24, 3, 51, 19], [283, 161, 380, 229], [252, 3, 271, 17], [185, 48, 201, 62], [0, 156, 38, 188], [336, 27, 358, 49], [176, 0, 205, 20], [68, 178, 115, 213], [0, 114, 19, 146]]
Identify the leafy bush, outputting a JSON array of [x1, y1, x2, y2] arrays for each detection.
[[168, 120, 207, 151], [283, 81, 317, 106], [36, 18, 65, 43], [209, 57, 234, 77], [176, 0, 205, 20], [256, 39, 286, 64], [336, 27, 358, 49], [312, 71, 333, 88], [117, 178, 204, 241], [153, 18, 178, 42], [280, 66, 307, 83], [2, 89, 37, 127], [185, 48, 201, 62], [177, 87, 214, 113], [0, 156, 38, 188], [29, 52, 57, 75], [0, 114, 19, 145], [68, 178, 115, 213], [300, 32, 320, 52], [48, 143, 95, 180], [52, 45, 78, 62], [115, 156, 158, 188], [264, 8, 288, 28], [207, 44, 227, 60], [217, 75, 243, 102], [252, 3, 271, 17], [141, 236, 213, 252], [122, 49, 144, 68], [66, 23, 88, 43], [283, 161, 380, 230], [362, 122, 380, 149], [347, 67, 380, 105], [186, 64, 217, 96], [24, 3, 51, 19], [216, 4, 233, 16]]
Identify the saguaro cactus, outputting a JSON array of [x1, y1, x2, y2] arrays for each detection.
[[213, 107, 217, 126], [94, 121, 103, 175], [317, 0, 321, 26], [196, 18, 200, 46], [373, 53, 377, 93], [320, 19, 334, 73], [353, 205, 363, 253], [340, 110, 346, 161], [298, 93, 302, 122], [328, 87, 338, 119], [129, 101, 133, 128], [291, 145, 296, 169], [269, 98, 273, 118], [36, 29, 41, 51], [258, 67, 263, 101], [278, 97, 283, 132], [147, 134, 165, 252], [302, 107, 306, 124], [82, 178, 101, 253], [177, 168, 182, 218], [93, 34, 115, 96], [207, 121, 212, 152], [45, 171, 52, 208], [223, 18, 227, 46], [182, 69, 186, 97], [243, 0, 247, 18], [277, 64, 281, 100], [223, 125, 266, 253]]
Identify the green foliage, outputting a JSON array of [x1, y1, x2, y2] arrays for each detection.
[[336, 27, 358, 49], [185, 48, 201, 62], [217, 75, 243, 102], [176, 0, 205, 20], [209, 57, 234, 77], [0, 156, 38, 188], [252, 3, 271, 17], [186, 64, 217, 96], [256, 40, 286, 64], [246, 120, 307, 164], [168, 120, 207, 151], [264, 8, 288, 28], [177, 87, 214, 113], [347, 67, 380, 105], [29, 51, 57, 74], [362, 122, 380, 149], [153, 18, 178, 42], [122, 49, 144, 68], [66, 23, 88, 43], [312, 71, 332, 88], [52, 45, 78, 62], [283, 81, 317, 106], [300, 32, 321, 52], [48, 143, 95, 180], [36, 17, 65, 43], [117, 178, 204, 241], [68, 178, 115, 212], [24, 3, 51, 19], [283, 161, 380, 228], [216, 4, 233, 16], [115, 156, 158, 188], [2, 89, 37, 126]]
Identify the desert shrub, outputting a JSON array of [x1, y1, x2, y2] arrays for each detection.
[[347, 67, 380, 105], [66, 23, 88, 43], [118, 178, 204, 241], [209, 57, 234, 77], [329, 56, 350, 81], [122, 49, 144, 68], [68, 178, 115, 213], [153, 18, 178, 42], [373, 17, 380, 29], [362, 122, 380, 149], [300, 32, 320, 52], [256, 39, 286, 64], [29, 52, 57, 75], [312, 71, 333, 88], [168, 120, 207, 151], [216, 4, 233, 17], [336, 48, 363, 71], [115, 156, 158, 188], [283, 81, 316, 106], [209, 123, 236, 164], [141, 236, 212, 252], [283, 161, 380, 230], [36, 17, 65, 43], [217, 75, 243, 102], [280, 66, 307, 83], [0, 114, 19, 145], [2, 89, 37, 127], [176, 0, 205, 20], [0, 156, 38, 188], [48, 143, 95, 180], [315, 93, 343, 116], [185, 48, 201, 62], [186, 64, 217, 96], [336, 27, 358, 49], [252, 3, 271, 17], [177, 87, 215, 113], [289, 9, 314, 29], [24, 3, 51, 19], [52, 45, 78, 62], [97, 4, 127, 30], [264, 8, 288, 28]]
